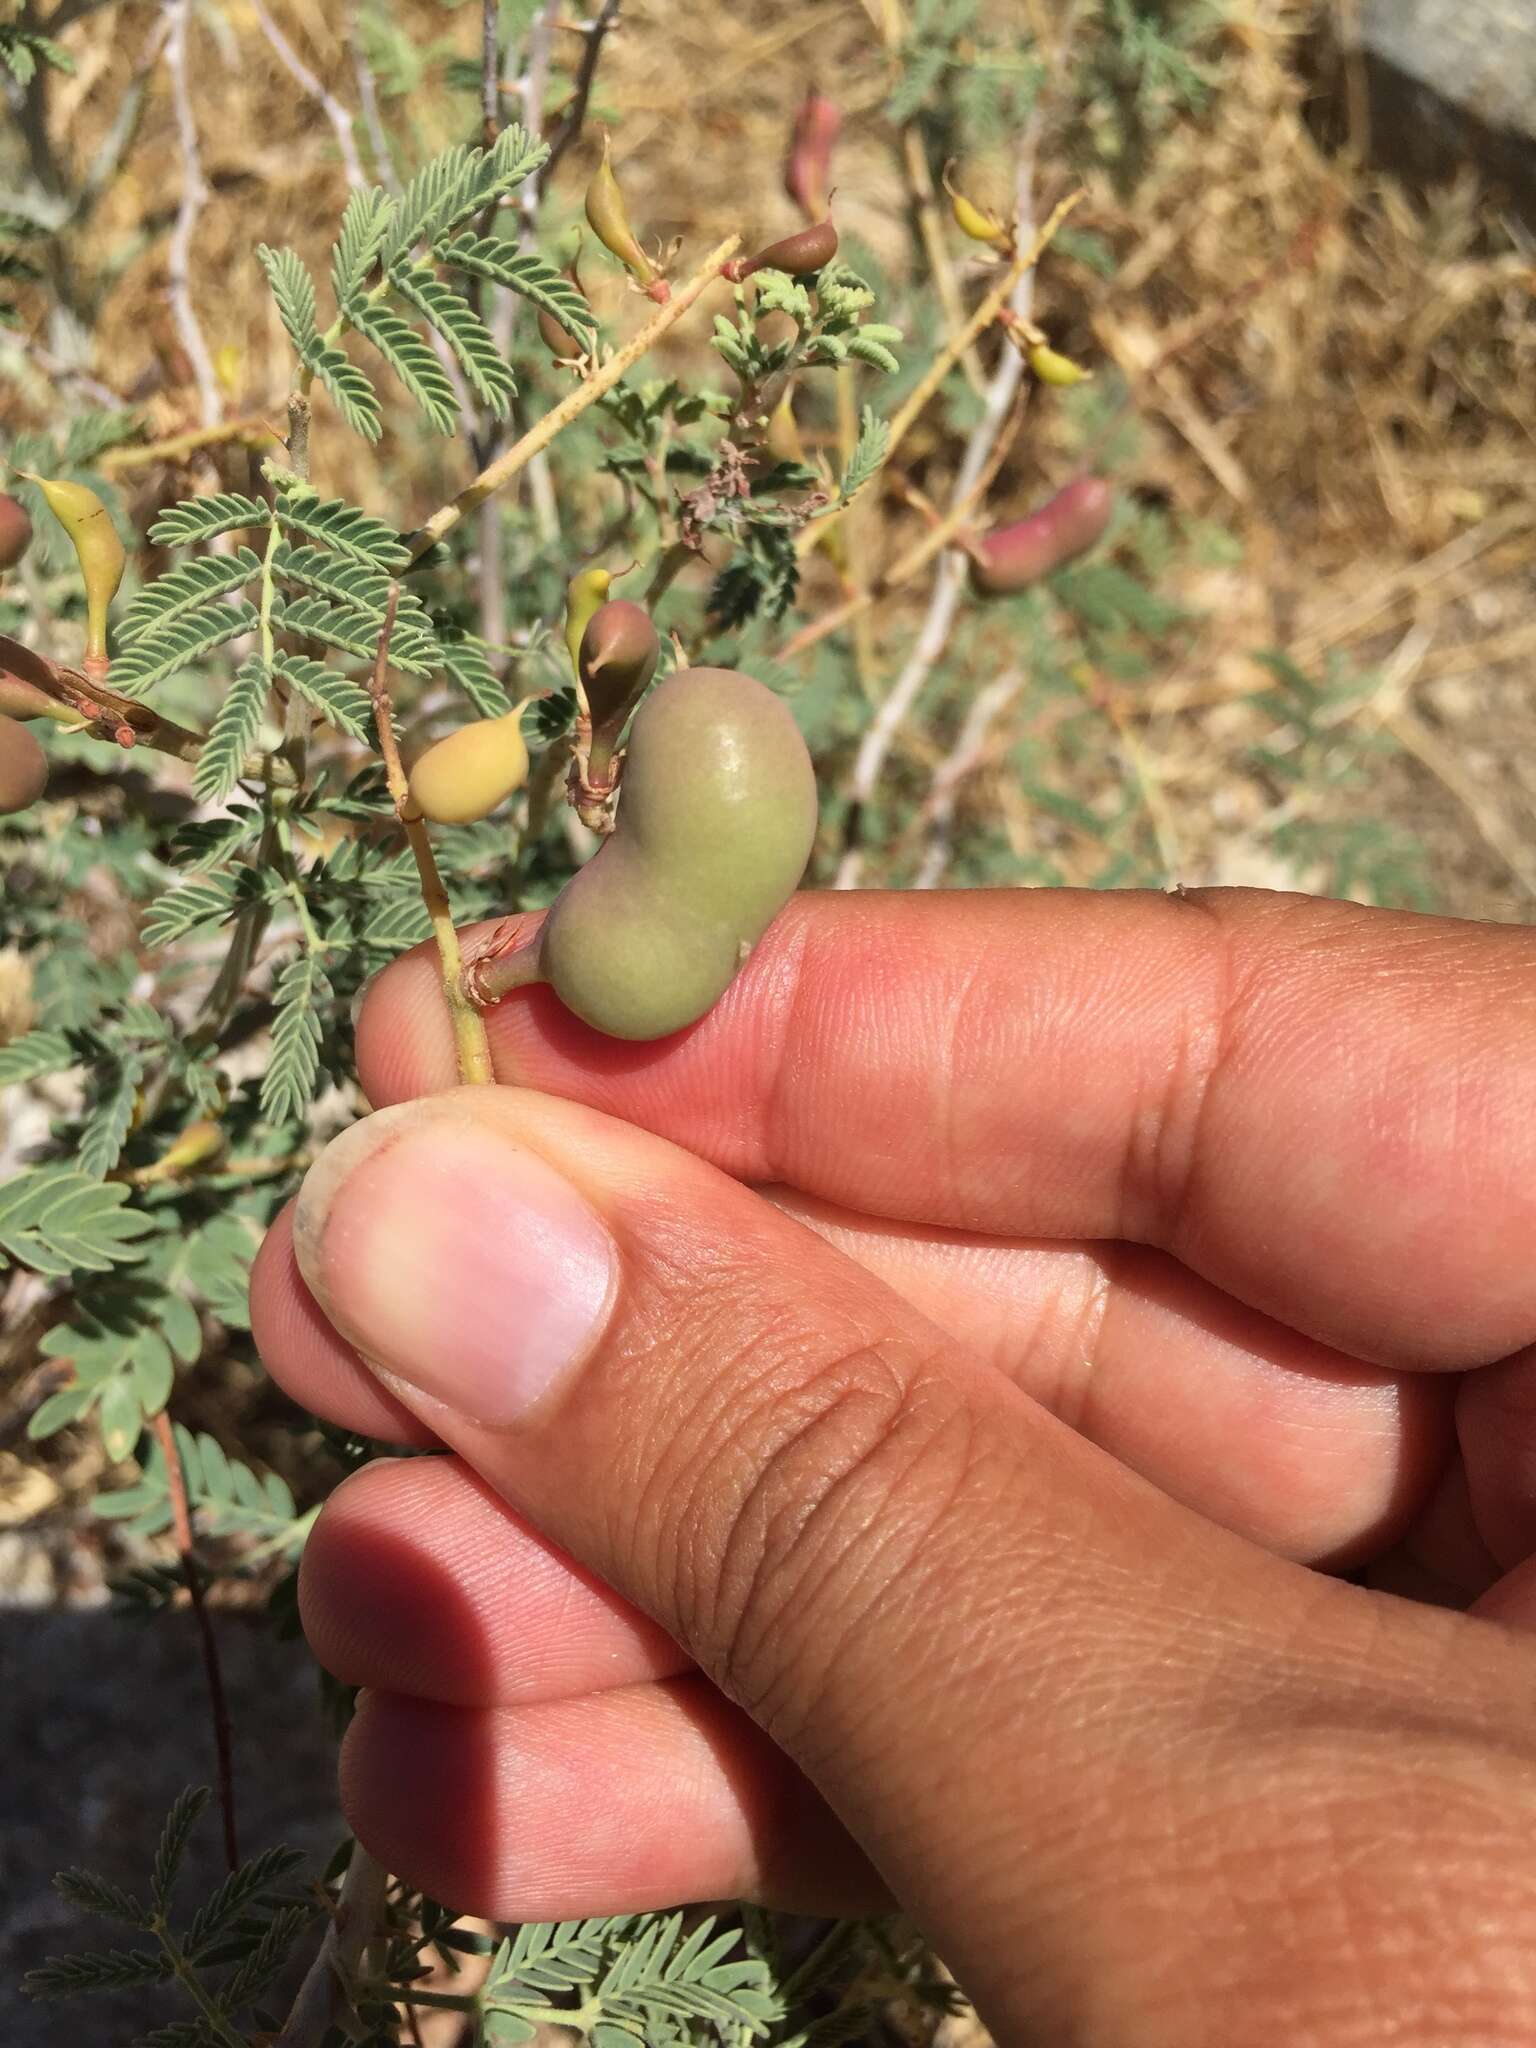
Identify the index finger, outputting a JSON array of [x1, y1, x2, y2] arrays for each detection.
[[356, 887, 1536, 1370]]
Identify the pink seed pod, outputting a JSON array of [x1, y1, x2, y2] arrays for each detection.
[[0, 713, 48, 813], [784, 90, 840, 222], [0, 493, 32, 572], [723, 218, 839, 285], [967, 477, 1114, 597]]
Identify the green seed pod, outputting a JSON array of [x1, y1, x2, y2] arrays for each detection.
[[518, 667, 817, 1040], [26, 474, 126, 673], [0, 671, 57, 720], [967, 477, 1114, 597], [579, 598, 660, 772], [564, 566, 613, 681], [764, 388, 805, 466], [784, 90, 840, 222], [723, 218, 838, 284], [585, 135, 667, 300], [0, 713, 48, 814], [405, 710, 529, 825], [0, 492, 33, 571]]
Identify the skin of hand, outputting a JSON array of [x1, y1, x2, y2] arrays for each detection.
[[250, 887, 1536, 2048]]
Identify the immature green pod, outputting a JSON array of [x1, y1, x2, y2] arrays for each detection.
[[26, 474, 126, 673], [0, 492, 33, 571], [579, 598, 659, 758], [495, 667, 817, 1040], [784, 90, 840, 221], [585, 136, 668, 301], [967, 477, 1114, 597], [0, 713, 48, 814], [405, 710, 529, 825], [564, 566, 614, 681], [723, 218, 838, 284], [0, 671, 57, 720], [764, 389, 805, 466]]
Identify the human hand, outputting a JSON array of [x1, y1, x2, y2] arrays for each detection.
[[251, 888, 1536, 2045]]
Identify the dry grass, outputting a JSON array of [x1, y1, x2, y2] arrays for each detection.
[[5, 0, 1534, 917]]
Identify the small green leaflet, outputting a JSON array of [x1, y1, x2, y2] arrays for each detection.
[[348, 298, 459, 434], [442, 234, 596, 339], [838, 405, 889, 505], [141, 872, 240, 946], [98, 1424, 308, 1559], [0, 1027, 75, 1086], [390, 259, 517, 414]]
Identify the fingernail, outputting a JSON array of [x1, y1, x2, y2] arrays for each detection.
[[293, 1103, 617, 1425]]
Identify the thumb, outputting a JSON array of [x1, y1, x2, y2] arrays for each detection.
[[291, 1087, 1536, 2043]]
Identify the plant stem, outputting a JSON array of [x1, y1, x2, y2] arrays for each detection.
[[407, 235, 741, 562], [156, 1919, 251, 2048], [151, 1411, 239, 1873], [366, 587, 495, 1087], [274, 1842, 391, 2048], [100, 412, 283, 473]]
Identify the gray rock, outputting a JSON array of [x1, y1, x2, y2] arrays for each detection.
[[1346, 0, 1536, 217]]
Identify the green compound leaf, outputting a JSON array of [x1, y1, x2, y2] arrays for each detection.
[[442, 234, 596, 338], [308, 340, 383, 442], [149, 493, 271, 546], [23, 1946, 171, 2001], [193, 656, 270, 802], [152, 1786, 210, 1911], [275, 592, 436, 675], [273, 491, 410, 570], [271, 652, 372, 739], [141, 872, 240, 947], [52, 1868, 147, 1927], [273, 539, 392, 614], [0, 1169, 152, 1277], [389, 259, 517, 414], [185, 1844, 305, 1958], [256, 243, 320, 356], [0, 1028, 75, 1086], [330, 183, 393, 307], [348, 298, 460, 434], [118, 547, 263, 643], [263, 952, 330, 1124], [108, 601, 262, 698], [838, 404, 890, 504], [438, 630, 511, 717]]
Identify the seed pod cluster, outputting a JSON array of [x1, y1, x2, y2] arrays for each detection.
[[0, 492, 33, 571], [784, 90, 840, 221], [487, 667, 817, 1041], [723, 218, 838, 284], [0, 713, 48, 814], [405, 710, 529, 826], [967, 477, 1114, 597]]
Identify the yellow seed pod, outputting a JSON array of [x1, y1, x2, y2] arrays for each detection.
[[25, 474, 126, 670], [764, 390, 805, 467], [1026, 342, 1092, 387], [585, 136, 659, 292], [941, 162, 1010, 248], [137, 1118, 227, 1184], [405, 710, 529, 826], [564, 566, 613, 680]]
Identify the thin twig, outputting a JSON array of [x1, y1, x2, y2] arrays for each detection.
[[912, 668, 1025, 887], [161, 0, 222, 428], [249, 0, 366, 188], [543, 0, 623, 183], [366, 588, 495, 1084], [150, 1411, 238, 1873], [349, 9, 401, 196], [834, 158, 1050, 889], [0, 632, 208, 761], [408, 235, 740, 561], [100, 412, 282, 473]]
